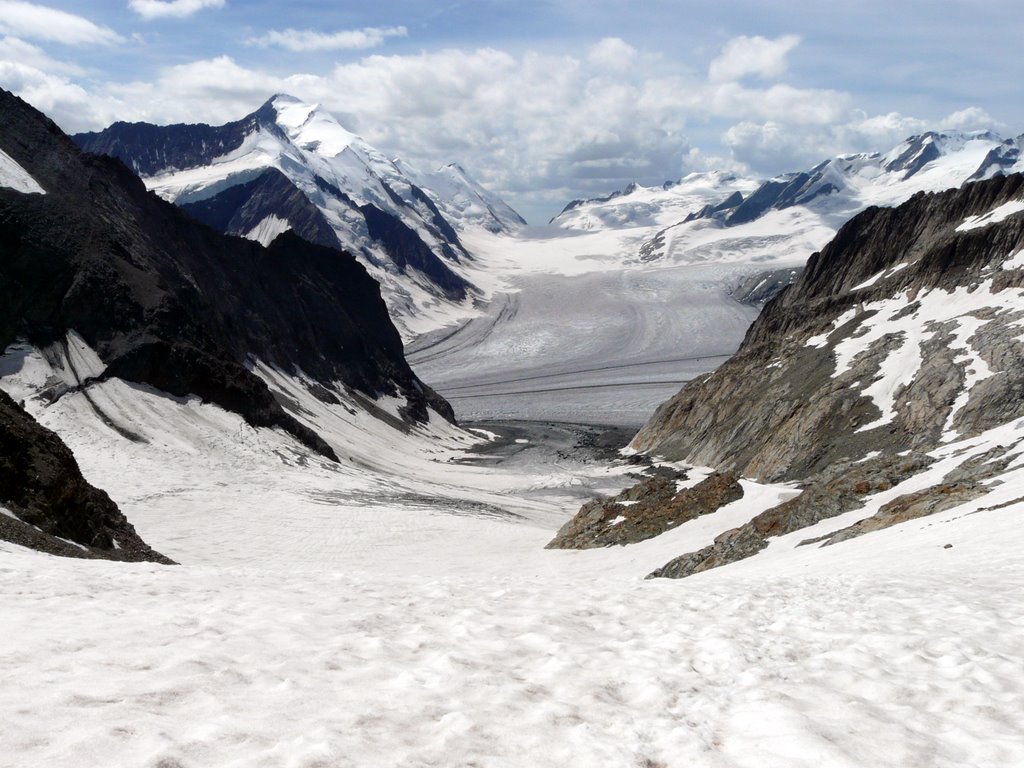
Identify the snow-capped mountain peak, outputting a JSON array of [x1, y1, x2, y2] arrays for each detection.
[[269, 94, 361, 158], [74, 96, 527, 340]]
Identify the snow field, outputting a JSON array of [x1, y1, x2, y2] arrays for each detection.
[[4, 332, 1024, 766], [2, 496, 1023, 768], [0, 146, 45, 194]]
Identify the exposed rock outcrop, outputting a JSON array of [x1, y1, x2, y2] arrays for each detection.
[[546, 472, 742, 549], [646, 453, 931, 579], [0, 390, 171, 563]]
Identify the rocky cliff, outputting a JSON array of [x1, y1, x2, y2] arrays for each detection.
[[0, 88, 464, 561], [633, 173, 1024, 481]]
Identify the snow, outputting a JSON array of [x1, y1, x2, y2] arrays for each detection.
[[244, 214, 291, 246], [408, 263, 759, 426], [851, 261, 910, 291], [1005, 249, 1024, 270], [955, 199, 1024, 232], [2, 333, 1024, 766], [0, 146, 45, 194]]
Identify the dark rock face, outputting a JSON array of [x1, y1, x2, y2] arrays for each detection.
[[0, 88, 454, 463], [884, 133, 942, 178], [359, 203, 470, 301], [73, 99, 282, 177], [632, 174, 1024, 482], [0, 390, 172, 563], [180, 167, 341, 249], [683, 191, 744, 223], [969, 140, 1021, 182], [731, 267, 803, 308], [546, 472, 743, 549]]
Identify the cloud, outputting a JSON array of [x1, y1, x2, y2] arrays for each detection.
[[587, 37, 637, 71], [709, 34, 800, 82], [941, 106, 1001, 132], [248, 26, 408, 52], [0, 31, 1006, 220], [0, 61, 100, 130], [0, 36, 82, 74], [721, 104, 1001, 174], [0, 1, 123, 45], [128, 0, 224, 20]]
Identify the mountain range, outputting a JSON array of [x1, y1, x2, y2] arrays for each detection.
[[74, 95, 526, 339], [552, 129, 1024, 267]]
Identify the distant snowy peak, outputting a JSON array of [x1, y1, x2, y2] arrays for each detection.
[[552, 172, 758, 231], [74, 96, 526, 339], [405, 162, 527, 234], [553, 130, 1022, 236]]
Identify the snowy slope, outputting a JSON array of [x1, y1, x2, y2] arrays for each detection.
[[3, 321, 1024, 767], [399, 159, 528, 233], [0, 146, 44, 194]]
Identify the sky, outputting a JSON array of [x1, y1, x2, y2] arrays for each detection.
[[1, 0, 1022, 222]]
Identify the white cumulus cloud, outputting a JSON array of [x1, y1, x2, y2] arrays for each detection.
[[587, 37, 637, 71], [248, 26, 408, 52], [709, 34, 801, 82], [128, 0, 225, 20], [0, 29, 1007, 220], [0, 1, 123, 45]]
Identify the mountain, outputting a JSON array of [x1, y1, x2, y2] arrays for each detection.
[[0, 88, 457, 557], [549, 173, 1024, 576], [550, 131, 1024, 265], [73, 95, 525, 338], [551, 171, 758, 231]]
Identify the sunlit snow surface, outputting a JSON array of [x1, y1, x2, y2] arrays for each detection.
[[3, 336, 1024, 767], [0, 147, 45, 194]]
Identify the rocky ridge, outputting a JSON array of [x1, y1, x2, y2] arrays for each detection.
[[546, 472, 742, 549], [632, 173, 1024, 478], [553, 173, 1024, 576]]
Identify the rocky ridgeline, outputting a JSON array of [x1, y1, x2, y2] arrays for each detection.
[[632, 173, 1024, 478], [555, 174, 1024, 577]]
